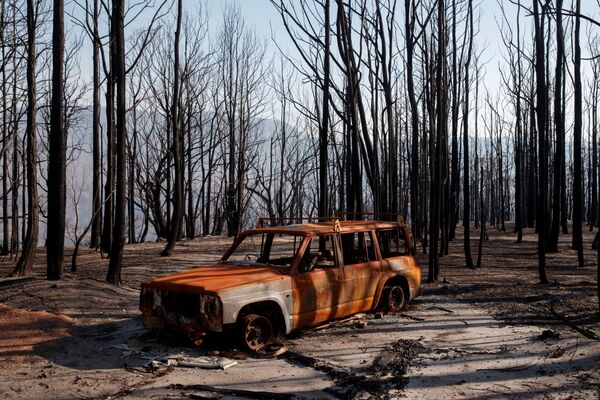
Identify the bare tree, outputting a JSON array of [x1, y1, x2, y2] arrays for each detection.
[[106, 0, 126, 284], [0, 0, 8, 257], [549, 0, 565, 252], [572, 0, 584, 268], [462, 0, 474, 269], [11, 0, 38, 277], [90, 0, 102, 248], [47, 0, 66, 280], [532, 0, 549, 284], [319, 0, 330, 233], [66, 166, 96, 273], [162, 0, 183, 256]]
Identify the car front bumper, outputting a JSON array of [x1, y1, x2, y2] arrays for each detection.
[[139, 286, 224, 334]]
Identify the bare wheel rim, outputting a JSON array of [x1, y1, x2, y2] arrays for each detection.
[[387, 286, 405, 312], [243, 315, 273, 351]]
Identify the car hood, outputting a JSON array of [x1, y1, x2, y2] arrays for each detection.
[[141, 263, 289, 294]]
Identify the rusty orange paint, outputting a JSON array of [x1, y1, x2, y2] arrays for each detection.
[[141, 264, 288, 295], [140, 219, 422, 341]]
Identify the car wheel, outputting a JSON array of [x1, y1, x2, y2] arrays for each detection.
[[240, 314, 273, 351], [386, 286, 406, 312]]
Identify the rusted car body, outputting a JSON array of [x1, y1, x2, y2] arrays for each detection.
[[140, 219, 421, 349]]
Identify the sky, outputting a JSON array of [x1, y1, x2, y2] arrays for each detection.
[[64, 0, 600, 111], [66, 0, 506, 93]]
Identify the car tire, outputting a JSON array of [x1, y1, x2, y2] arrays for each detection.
[[385, 285, 406, 312], [240, 313, 273, 351]]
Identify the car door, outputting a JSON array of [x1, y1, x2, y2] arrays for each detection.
[[338, 230, 382, 316], [290, 234, 346, 329], [376, 227, 418, 289]]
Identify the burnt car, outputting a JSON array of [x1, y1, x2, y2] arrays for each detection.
[[140, 219, 421, 350]]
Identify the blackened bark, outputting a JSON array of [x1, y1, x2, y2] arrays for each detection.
[[476, 165, 485, 268], [319, 0, 330, 236], [162, 0, 183, 256], [532, 0, 549, 283], [101, 42, 115, 254], [449, 0, 459, 241], [463, 0, 474, 269], [106, 0, 126, 284], [429, 0, 445, 281], [12, 0, 38, 277], [549, 0, 564, 253], [90, 0, 102, 249], [514, 1, 524, 243], [10, 22, 18, 257], [186, 97, 195, 239], [47, 0, 66, 280], [406, 0, 420, 245], [572, 0, 584, 268], [0, 1, 7, 257]]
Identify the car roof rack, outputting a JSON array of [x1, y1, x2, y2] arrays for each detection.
[[336, 211, 405, 224], [256, 216, 338, 228], [256, 213, 405, 229]]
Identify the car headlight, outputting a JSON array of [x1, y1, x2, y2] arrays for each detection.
[[200, 295, 221, 316]]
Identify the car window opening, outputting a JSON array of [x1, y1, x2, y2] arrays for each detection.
[[377, 228, 408, 259], [225, 233, 302, 267], [341, 232, 374, 265], [299, 235, 337, 273]]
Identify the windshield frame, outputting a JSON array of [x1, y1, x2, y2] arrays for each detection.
[[220, 230, 310, 271]]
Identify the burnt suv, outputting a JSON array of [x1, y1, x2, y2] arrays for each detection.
[[140, 219, 421, 350]]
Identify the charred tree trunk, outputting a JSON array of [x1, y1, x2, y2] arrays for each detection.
[[12, 0, 38, 277], [319, 0, 330, 240], [549, 0, 564, 253], [10, 30, 18, 258], [47, 0, 66, 280], [532, 0, 549, 283], [429, 0, 445, 281], [101, 38, 115, 254], [462, 0, 474, 269], [476, 165, 485, 268], [162, 0, 183, 256], [90, 0, 102, 249], [449, 0, 459, 241], [106, 0, 126, 284], [572, 0, 584, 268], [0, 1, 7, 257], [186, 96, 195, 239], [514, 2, 524, 243], [406, 0, 420, 245]]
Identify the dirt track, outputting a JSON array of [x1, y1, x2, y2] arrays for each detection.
[[0, 226, 599, 399]]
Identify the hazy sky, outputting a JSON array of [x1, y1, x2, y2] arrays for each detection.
[[65, 0, 600, 104]]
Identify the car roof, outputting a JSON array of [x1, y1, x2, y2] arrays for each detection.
[[243, 220, 404, 236]]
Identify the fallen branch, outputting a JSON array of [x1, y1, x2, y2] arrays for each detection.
[[429, 305, 455, 313], [477, 362, 535, 372], [400, 313, 425, 321], [96, 365, 174, 400], [281, 350, 382, 395], [550, 306, 600, 341], [0, 277, 35, 288], [301, 315, 359, 332], [174, 384, 302, 400]]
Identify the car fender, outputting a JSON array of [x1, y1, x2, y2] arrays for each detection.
[[375, 257, 421, 306], [218, 276, 294, 333]]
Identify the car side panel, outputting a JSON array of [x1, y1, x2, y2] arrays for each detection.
[[340, 261, 381, 315], [218, 276, 294, 333], [290, 268, 346, 330], [373, 256, 421, 306]]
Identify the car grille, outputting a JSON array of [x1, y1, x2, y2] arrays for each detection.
[[161, 291, 199, 320]]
